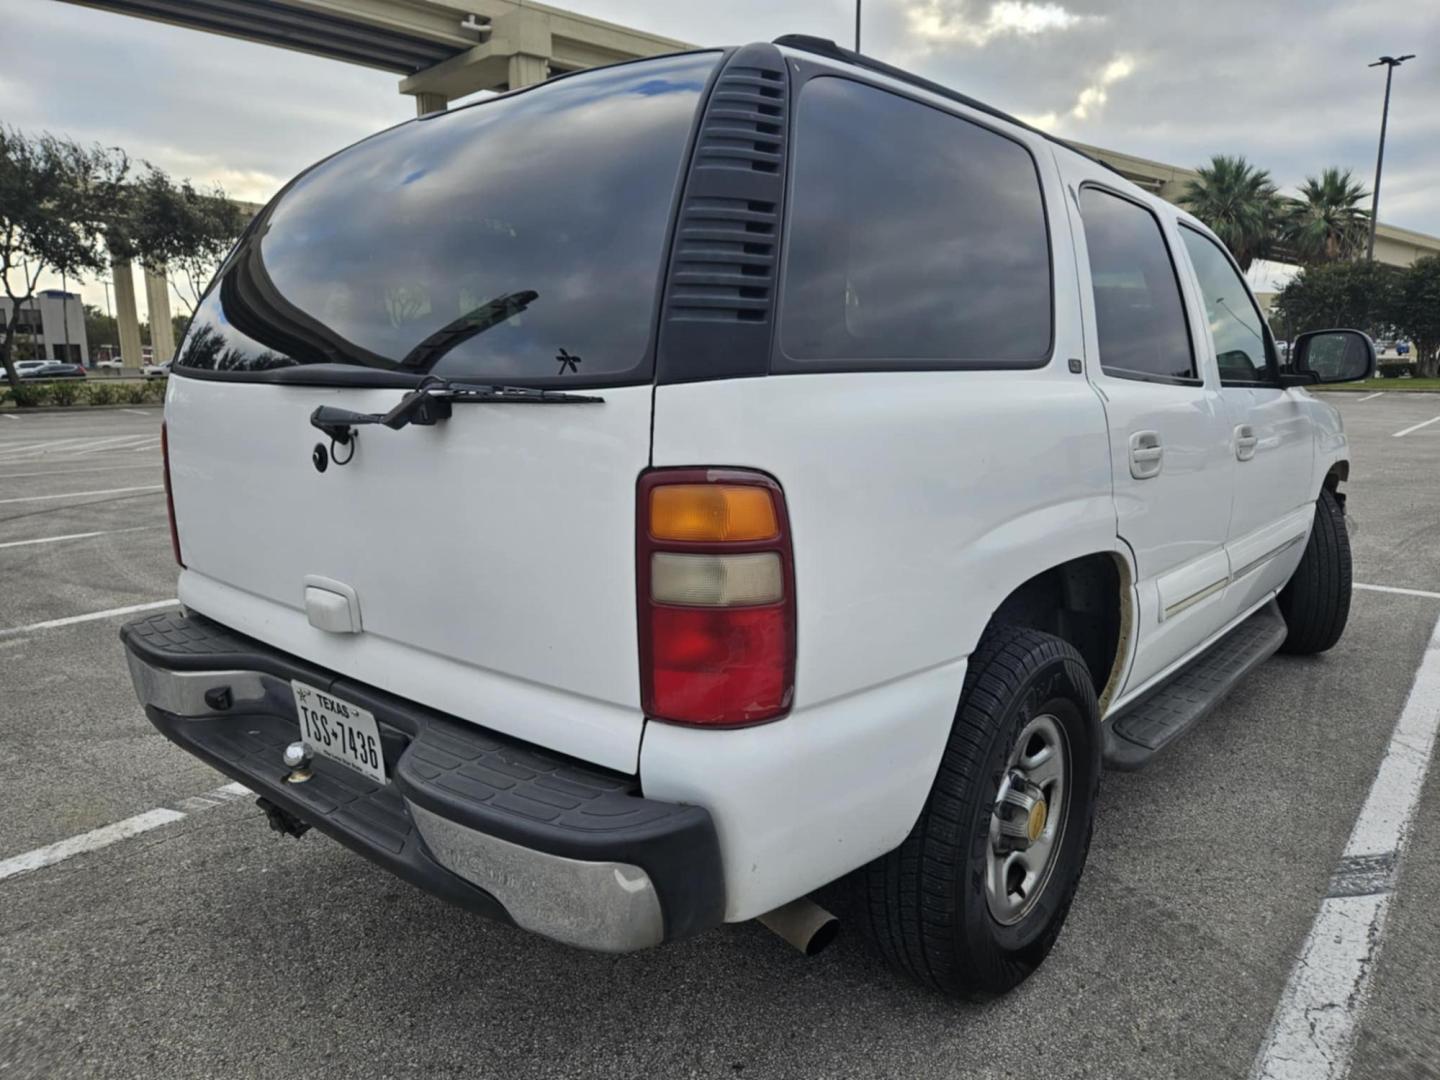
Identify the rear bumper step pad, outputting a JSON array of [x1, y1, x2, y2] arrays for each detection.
[[120, 611, 724, 952], [1104, 601, 1288, 770]]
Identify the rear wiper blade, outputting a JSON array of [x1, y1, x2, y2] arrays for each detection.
[[399, 290, 539, 372], [308, 376, 602, 443], [444, 382, 605, 404]]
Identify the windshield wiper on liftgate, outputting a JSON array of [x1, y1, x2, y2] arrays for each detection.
[[309, 376, 604, 444]]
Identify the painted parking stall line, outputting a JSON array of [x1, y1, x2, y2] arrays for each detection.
[[1353, 392, 1385, 402], [1250, 612, 1440, 1080], [0, 484, 163, 505], [0, 463, 161, 480], [0, 782, 251, 883], [1356, 582, 1440, 602], [0, 599, 177, 639], [1392, 415, 1440, 438], [0, 525, 163, 551]]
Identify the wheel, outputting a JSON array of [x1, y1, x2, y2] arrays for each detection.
[[1277, 488, 1351, 655], [850, 625, 1101, 997]]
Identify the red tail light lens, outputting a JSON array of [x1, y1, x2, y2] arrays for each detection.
[[161, 421, 184, 567], [638, 469, 795, 727]]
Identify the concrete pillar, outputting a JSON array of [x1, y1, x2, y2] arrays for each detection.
[[144, 265, 175, 361], [110, 256, 143, 370], [415, 91, 448, 116], [508, 53, 549, 89]]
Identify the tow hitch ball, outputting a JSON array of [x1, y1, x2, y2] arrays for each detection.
[[256, 797, 311, 840]]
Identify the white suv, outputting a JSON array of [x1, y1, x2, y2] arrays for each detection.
[[122, 37, 1373, 996]]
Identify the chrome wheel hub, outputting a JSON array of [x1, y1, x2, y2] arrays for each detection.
[[986, 713, 1069, 925]]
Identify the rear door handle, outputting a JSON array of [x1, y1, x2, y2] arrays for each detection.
[[1235, 424, 1258, 461], [1129, 430, 1164, 479]]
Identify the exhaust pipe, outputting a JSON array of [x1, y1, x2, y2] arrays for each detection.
[[756, 898, 840, 957]]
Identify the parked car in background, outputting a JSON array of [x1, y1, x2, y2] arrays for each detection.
[[142, 360, 171, 379], [96, 358, 124, 370], [11, 360, 49, 377], [121, 36, 1376, 999], [20, 362, 86, 379]]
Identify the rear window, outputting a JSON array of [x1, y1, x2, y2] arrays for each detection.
[[176, 52, 719, 385], [778, 77, 1052, 368]]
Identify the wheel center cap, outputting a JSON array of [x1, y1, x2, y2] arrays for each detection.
[[995, 774, 1049, 852], [1027, 799, 1048, 843]]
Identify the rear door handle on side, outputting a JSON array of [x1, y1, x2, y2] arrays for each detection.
[[1235, 424, 1258, 461], [1129, 430, 1164, 479]]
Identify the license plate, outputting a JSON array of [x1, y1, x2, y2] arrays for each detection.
[[291, 680, 386, 785]]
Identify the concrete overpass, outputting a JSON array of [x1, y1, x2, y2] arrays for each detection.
[[54, 0, 1440, 365], [1071, 141, 1440, 271]]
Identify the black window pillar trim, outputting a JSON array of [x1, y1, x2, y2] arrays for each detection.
[[654, 42, 793, 385]]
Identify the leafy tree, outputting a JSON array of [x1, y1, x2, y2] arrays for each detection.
[[1285, 168, 1370, 265], [109, 166, 246, 314], [1273, 261, 1398, 342], [83, 302, 116, 352], [1182, 154, 1282, 271], [0, 126, 129, 390], [1391, 256, 1440, 378]]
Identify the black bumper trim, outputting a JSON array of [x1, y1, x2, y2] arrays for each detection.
[[122, 611, 725, 943]]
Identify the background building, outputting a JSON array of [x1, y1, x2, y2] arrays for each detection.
[[1, 289, 89, 365]]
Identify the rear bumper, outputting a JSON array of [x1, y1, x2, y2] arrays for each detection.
[[120, 611, 725, 953]]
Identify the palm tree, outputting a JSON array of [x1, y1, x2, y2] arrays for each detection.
[[1181, 154, 1282, 272], [1285, 168, 1371, 264]]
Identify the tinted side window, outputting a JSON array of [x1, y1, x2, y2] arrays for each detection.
[[779, 77, 1051, 366], [1180, 227, 1275, 384], [1078, 188, 1196, 383]]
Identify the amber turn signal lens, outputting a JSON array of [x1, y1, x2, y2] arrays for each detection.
[[649, 484, 778, 543]]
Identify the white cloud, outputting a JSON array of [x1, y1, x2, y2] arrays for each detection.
[[1021, 53, 1136, 131], [906, 1, 1098, 47]]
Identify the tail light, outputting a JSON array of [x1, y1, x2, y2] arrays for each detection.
[[638, 469, 795, 727], [161, 421, 184, 567]]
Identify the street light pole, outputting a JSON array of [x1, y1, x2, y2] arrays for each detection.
[[1366, 53, 1414, 263]]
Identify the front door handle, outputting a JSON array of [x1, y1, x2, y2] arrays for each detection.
[[1129, 430, 1164, 479], [1235, 424, 1258, 461]]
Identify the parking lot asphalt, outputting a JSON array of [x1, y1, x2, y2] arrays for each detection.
[[2, 393, 1438, 1080]]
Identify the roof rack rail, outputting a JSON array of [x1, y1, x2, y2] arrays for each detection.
[[770, 34, 1128, 181]]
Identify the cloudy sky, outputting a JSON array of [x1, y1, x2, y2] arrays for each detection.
[[4, 0, 1437, 318]]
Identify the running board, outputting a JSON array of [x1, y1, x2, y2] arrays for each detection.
[[1103, 602, 1288, 770]]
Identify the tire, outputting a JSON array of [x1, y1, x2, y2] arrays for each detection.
[[850, 625, 1101, 997], [1277, 488, 1351, 655]]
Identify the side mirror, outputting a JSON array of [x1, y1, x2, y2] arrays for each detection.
[[1290, 329, 1376, 384]]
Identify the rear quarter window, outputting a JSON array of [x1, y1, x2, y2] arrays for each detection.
[[777, 76, 1052, 370]]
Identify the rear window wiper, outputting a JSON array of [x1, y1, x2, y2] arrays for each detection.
[[309, 376, 602, 443], [399, 290, 540, 373]]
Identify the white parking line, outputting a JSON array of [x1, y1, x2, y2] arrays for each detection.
[[0, 463, 159, 480], [1251, 611, 1440, 1080], [1392, 415, 1440, 438], [1, 413, 17, 420], [1356, 582, 1440, 601], [0, 525, 162, 550], [0, 598, 177, 639], [0, 484, 162, 505], [0, 782, 250, 883], [1354, 392, 1385, 402], [123, 410, 151, 417]]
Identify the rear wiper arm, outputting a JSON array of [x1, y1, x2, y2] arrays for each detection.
[[309, 376, 602, 443]]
